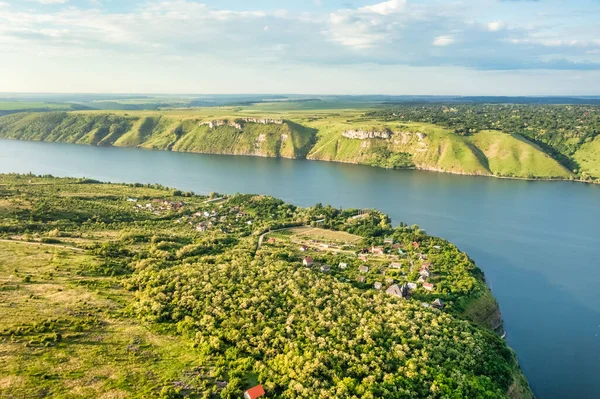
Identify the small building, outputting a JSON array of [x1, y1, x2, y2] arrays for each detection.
[[356, 276, 366, 283], [385, 277, 394, 284], [432, 298, 445, 309], [421, 262, 432, 270], [358, 254, 368, 262], [407, 282, 417, 290], [392, 243, 401, 250], [303, 257, 313, 267], [244, 385, 265, 399], [127, 198, 138, 202], [370, 246, 384, 255], [423, 282, 434, 291], [420, 269, 430, 278], [386, 284, 409, 299], [417, 275, 427, 283], [339, 262, 348, 269], [267, 238, 277, 244], [412, 241, 420, 249], [390, 262, 402, 269], [374, 281, 383, 290], [433, 245, 441, 250], [384, 237, 394, 245], [246, 220, 253, 225], [359, 265, 369, 273], [320, 265, 331, 272], [196, 223, 207, 232], [299, 245, 309, 252]]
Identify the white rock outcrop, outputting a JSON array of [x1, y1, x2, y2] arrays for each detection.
[[342, 129, 393, 140]]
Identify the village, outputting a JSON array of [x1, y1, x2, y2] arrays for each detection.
[[127, 195, 448, 312], [260, 225, 447, 311]]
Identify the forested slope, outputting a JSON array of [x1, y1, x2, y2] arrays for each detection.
[[0, 174, 533, 398]]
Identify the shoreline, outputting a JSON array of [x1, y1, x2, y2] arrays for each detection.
[[1, 136, 598, 186]]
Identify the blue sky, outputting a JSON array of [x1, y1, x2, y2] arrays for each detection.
[[1, 0, 600, 95]]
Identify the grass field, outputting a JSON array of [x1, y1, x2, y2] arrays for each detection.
[[0, 241, 212, 399], [0, 102, 73, 111], [284, 227, 363, 245]]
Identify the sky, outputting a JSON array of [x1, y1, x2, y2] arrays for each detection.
[[1, 0, 600, 95]]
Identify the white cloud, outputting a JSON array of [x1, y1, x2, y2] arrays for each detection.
[[433, 35, 454, 46], [487, 21, 504, 32], [358, 0, 406, 16], [35, 0, 70, 4]]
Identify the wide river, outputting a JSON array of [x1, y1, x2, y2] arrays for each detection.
[[1, 139, 599, 398]]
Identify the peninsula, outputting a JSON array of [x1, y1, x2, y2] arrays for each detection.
[[0, 174, 532, 398]]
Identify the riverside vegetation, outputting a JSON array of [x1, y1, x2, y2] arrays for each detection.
[[0, 174, 532, 399], [0, 102, 599, 182]]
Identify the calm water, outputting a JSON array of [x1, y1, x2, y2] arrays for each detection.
[[1, 139, 599, 398]]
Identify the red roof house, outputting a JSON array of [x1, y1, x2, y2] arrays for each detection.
[[423, 282, 434, 291], [244, 385, 265, 399], [303, 257, 313, 267]]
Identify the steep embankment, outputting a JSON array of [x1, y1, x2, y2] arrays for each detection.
[[0, 111, 571, 180], [307, 121, 571, 178], [0, 112, 317, 159]]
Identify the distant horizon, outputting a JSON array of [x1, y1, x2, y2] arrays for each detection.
[[2, 92, 600, 98]]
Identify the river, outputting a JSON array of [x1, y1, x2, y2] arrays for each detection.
[[0, 139, 599, 398]]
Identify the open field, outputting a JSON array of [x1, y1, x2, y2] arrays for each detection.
[[284, 226, 363, 245], [0, 241, 210, 399]]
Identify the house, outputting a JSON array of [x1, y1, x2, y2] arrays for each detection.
[[358, 254, 368, 262], [320, 265, 331, 272], [244, 385, 265, 399], [421, 262, 432, 270], [126, 198, 138, 202], [356, 276, 366, 283], [299, 245, 309, 252], [390, 262, 402, 269], [339, 262, 348, 269], [194, 211, 203, 217], [384, 237, 394, 245], [385, 277, 394, 285], [432, 298, 445, 309], [370, 246, 384, 255], [303, 257, 313, 267], [417, 275, 427, 283], [196, 223, 207, 232], [433, 245, 441, 250], [267, 238, 276, 244], [374, 281, 383, 290], [423, 282, 434, 291], [386, 284, 409, 299], [407, 282, 417, 290], [246, 220, 253, 225], [412, 241, 420, 249], [419, 269, 430, 278], [359, 265, 369, 273]]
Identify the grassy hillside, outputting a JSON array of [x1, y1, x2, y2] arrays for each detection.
[[307, 120, 571, 178], [574, 136, 600, 178], [0, 109, 575, 180], [0, 174, 532, 398]]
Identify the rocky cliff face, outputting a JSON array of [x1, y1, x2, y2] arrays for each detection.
[[200, 118, 284, 130], [342, 128, 393, 140]]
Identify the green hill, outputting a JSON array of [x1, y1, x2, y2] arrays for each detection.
[[0, 110, 574, 180], [0, 174, 533, 398]]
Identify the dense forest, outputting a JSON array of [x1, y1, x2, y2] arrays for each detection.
[[0, 174, 532, 398], [367, 104, 600, 177]]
